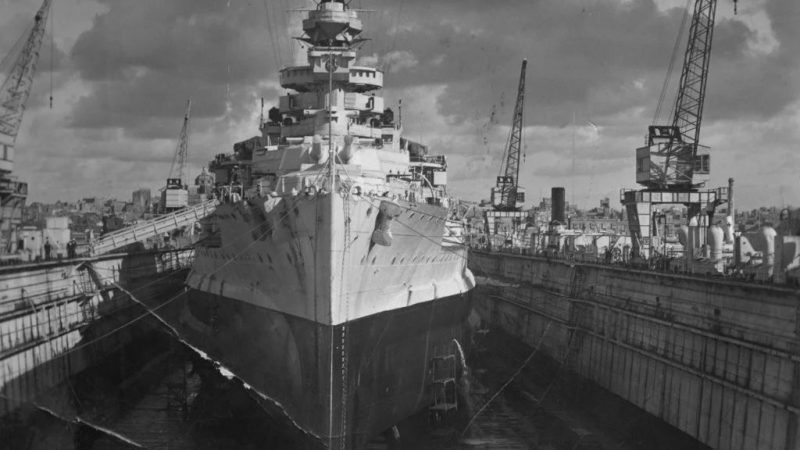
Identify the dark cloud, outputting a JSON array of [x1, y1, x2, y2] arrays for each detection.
[[364, 0, 793, 129], [705, 0, 800, 122], [61, 0, 797, 137], [68, 0, 290, 136], [68, 73, 274, 139], [8, 0, 798, 208], [364, 0, 686, 126]]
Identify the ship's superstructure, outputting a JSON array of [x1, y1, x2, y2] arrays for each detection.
[[172, 1, 474, 447]]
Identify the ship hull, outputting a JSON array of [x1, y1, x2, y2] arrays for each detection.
[[168, 287, 471, 448], [181, 188, 474, 447], [188, 191, 474, 326]]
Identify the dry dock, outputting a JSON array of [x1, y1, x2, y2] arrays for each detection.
[[470, 248, 800, 450], [0, 250, 192, 425]]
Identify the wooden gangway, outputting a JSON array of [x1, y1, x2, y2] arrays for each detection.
[[89, 199, 218, 256]]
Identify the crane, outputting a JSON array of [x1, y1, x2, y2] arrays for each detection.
[[624, 0, 735, 260], [491, 59, 527, 211], [161, 99, 191, 212], [0, 0, 53, 255], [637, 0, 720, 190], [168, 98, 192, 186], [0, 0, 52, 160], [484, 59, 528, 247]]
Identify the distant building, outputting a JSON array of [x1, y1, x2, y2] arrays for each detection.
[[110, 200, 127, 215], [78, 197, 106, 214], [19, 226, 42, 261], [600, 197, 611, 216], [570, 216, 628, 234], [186, 168, 216, 206], [195, 168, 215, 195], [44, 216, 70, 257], [132, 189, 151, 208]]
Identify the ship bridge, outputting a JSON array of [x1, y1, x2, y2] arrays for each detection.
[[279, 65, 383, 93], [269, 0, 387, 143], [300, 0, 363, 45], [280, 0, 379, 93]]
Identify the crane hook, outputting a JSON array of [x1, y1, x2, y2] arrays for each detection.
[[733, 0, 738, 15]]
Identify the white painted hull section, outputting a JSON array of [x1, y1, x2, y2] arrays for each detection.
[[187, 192, 474, 326]]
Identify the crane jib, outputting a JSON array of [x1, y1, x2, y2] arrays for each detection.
[[639, 0, 719, 191], [492, 59, 527, 212]]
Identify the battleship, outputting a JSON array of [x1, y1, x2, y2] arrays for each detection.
[[5, 0, 799, 448], [144, 0, 475, 448]]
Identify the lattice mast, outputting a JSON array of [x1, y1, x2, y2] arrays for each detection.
[[168, 99, 192, 185], [492, 59, 527, 211], [640, 0, 718, 190], [0, 0, 53, 173]]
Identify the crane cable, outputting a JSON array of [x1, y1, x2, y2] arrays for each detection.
[[49, 4, 54, 109], [652, 0, 692, 126], [279, 0, 294, 62], [262, 0, 284, 70], [388, 0, 406, 58]]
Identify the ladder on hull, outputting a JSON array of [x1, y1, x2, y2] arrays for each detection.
[[429, 347, 458, 419]]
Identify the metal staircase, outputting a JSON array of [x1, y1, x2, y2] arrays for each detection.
[[89, 199, 218, 256]]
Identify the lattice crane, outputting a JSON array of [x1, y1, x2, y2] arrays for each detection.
[[637, 0, 722, 190], [0, 0, 53, 255], [625, 0, 737, 260], [161, 99, 191, 212], [491, 59, 527, 211], [168, 99, 192, 186], [0, 0, 53, 174], [484, 59, 528, 245]]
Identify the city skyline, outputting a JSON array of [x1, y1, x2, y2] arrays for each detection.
[[2, 0, 798, 210]]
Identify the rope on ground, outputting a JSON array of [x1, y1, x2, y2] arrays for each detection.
[[0, 393, 144, 448], [460, 320, 553, 435]]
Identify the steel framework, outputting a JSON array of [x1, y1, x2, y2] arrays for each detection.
[[493, 59, 527, 211], [642, 0, 718, 189]]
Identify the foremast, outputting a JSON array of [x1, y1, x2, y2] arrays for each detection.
[[280, 2, 385, 444], [265, 0, 392, 184]]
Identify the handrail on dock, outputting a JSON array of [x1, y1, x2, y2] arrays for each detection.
[[468, 242, 800, 288], [89, 199, 218, 256]]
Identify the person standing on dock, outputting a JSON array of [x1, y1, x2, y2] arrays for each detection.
[[67, 239, 76, 258], [44, 238, 52, 260]]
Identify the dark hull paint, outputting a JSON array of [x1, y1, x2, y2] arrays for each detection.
[[159, 289, 471, 449]]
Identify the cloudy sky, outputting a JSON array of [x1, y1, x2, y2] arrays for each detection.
[[2, 0, 798, 210]]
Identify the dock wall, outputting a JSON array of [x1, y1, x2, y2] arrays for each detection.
[[0, 250, 192, 417], [470, 249, 800, 450]]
